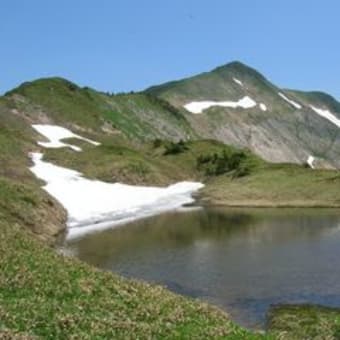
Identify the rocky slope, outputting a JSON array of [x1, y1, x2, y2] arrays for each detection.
[[147, 61, 340, 168]]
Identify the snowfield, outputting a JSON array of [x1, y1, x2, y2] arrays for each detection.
[[310, 106, 340, 128], [32, 124, 100, 151], [29, 152, 204, 239], [259, 103, 267, 111], [278, 92, 302, 109], [184, 96, 257, 114], [307, 156, 315, 169], [233, 78, 244, 87]]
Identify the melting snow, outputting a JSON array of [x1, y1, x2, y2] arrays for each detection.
[[307, 156, 315, 169], [29, 153, 204, 239], [233, 78, 244, 87], [310, 106, 340, 128], [184, 96, 257, 114], [278, 92, 302, 109], [259, 103, 267, 111], [32, 124, 100, 151]]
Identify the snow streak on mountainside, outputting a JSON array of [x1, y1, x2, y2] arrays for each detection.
[[233, 78, 244, 87], [184, 96, 257, 114], [278, 92, 302, 109], [32, 124, 100, 151], [310, 106, 340, 128]]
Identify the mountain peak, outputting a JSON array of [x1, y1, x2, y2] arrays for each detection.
[[213, 60, 249, 71], [211, 61, 268, 82]]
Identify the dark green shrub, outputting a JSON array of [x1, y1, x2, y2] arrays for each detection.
[[163, 140, 189, 155], [152, 139, 163, 148], [196, 149, 252, 177]]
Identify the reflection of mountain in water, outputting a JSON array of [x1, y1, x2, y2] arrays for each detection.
[[67, 208, 340, 265], [64, 207, 340, 329]]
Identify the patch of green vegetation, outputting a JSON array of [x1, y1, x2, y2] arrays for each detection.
[[6, 78, 196, 143], [163, 140, 189, 155], [0, 106, 67, 243], [6, 78, 105, 130], [267, 304, 340, 340], [202, 163, 340, 207], [101, 92, 195, 140], [43, 139, 240, 186], [196, 148, 259, 177], [43, 140, 176, 185]]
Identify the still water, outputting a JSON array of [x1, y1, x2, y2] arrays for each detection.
[[63, 207, 340, 328]]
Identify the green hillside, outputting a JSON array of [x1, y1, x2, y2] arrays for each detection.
[[5, 77, 195, 142]]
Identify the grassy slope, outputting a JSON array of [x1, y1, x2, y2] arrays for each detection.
[[5, 77, 195, 142], [43, 139, 231, 185], [202, 163, 340, 207], [0, 97, 66, 244]]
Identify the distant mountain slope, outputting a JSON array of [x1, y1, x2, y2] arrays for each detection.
[[4, 77, 195, 142], [146, 61, 340, 168]]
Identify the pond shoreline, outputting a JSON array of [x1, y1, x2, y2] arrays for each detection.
[[64, 206, 340, 330], [196, 192, 340, 208]]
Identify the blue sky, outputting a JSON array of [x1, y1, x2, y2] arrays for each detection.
[[1, 0, 339, 98]]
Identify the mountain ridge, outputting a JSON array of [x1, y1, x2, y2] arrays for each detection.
[[2, 61, 340, 168]]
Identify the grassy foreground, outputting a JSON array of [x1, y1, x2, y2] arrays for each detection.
[[0, 220, 262, 339]]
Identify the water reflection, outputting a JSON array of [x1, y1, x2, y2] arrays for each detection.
[[64, 208, 340, 328]]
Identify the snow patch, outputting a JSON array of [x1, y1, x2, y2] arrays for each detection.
[[307, 156, 315, 169], [233, 78, 243, 87], [310, 106, 340, 128], [32, 124, 100, 151], [259, 103, 267, 111], [278, 92, 302, 109], [184, 96, 257, 114], [29, 152, 204, 240]]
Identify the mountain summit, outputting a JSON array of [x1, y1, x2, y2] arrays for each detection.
[[147, 61, 340, 168]]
